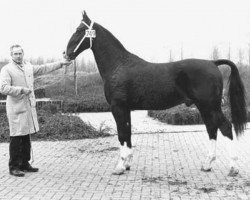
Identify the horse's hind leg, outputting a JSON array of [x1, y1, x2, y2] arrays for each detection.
[[198, 107, 220, 172], [199, 107, 239, 176], [202, 138, 217, 172], [111, 102, 133, 175], [219, 115, 239, 176]]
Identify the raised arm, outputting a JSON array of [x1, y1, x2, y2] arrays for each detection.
[[33, 59, 72, 76]]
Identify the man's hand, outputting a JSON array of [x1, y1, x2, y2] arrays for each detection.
[[61, 52, 72, 67], [60, 58, 72, 67], [21, 87, 32, 95]]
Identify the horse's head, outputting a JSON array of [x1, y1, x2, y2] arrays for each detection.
[[66, 11, 95, 60]]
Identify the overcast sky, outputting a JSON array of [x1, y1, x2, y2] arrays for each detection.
[[1, 0, 250, 63]]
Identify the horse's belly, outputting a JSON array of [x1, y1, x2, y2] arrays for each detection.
[[129, 90, 185, 110]]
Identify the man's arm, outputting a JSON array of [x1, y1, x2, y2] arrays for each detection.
[[0, 67, 26, 97], [33, 59, 72, 76], [33, 61, 62, 77]]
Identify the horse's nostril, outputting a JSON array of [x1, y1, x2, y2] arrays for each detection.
[[63, 51, 68, 59], [63, 51, 74, 61]]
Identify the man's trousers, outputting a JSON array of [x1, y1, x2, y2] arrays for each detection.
[[9, 134, 31, 171]]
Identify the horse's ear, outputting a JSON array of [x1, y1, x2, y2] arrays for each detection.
[[81, 10, 91, 23], [82, 10, 86, 18], [82, 10, 89, 18]]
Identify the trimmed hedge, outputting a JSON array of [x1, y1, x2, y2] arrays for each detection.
[[61, 85, 110, 113], [147, 104, 247, 125], [148, 105, 203, 125], [43, 73, 110, 113]]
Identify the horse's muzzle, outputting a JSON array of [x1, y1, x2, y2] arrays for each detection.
[[63, 51, 73, 61]]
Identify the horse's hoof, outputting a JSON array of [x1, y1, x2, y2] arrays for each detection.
[[112, 168, 125, 175], [201, 166, 212, 172], [228, 167, 239, 177]]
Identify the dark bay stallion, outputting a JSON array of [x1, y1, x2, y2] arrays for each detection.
[[66, 11, 247, 176]]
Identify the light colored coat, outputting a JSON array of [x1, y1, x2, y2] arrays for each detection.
[[0, 60, 63, 136]]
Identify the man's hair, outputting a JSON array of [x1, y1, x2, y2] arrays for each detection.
[[10, 44, 23, 53]]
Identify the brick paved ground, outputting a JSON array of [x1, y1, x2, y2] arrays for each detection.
[[0, 111, 250, 200]]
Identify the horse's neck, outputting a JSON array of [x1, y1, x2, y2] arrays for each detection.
[[92, 25, 131, 78]]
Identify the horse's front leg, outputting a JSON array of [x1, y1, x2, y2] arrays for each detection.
[[111, 103, 133, 175]]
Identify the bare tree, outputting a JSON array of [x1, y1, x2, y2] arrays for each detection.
[[238, 48, 244, 66], [248, 44, 250, 67], [227, 44, 231, 60], [211, 46, 220, 60], [63, 64, 68, 93], [180, 45, 184, 60], [73, 60, 78, 96], [169, 49, 174, 62]]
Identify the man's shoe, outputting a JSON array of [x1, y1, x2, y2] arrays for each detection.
[[21, 165, 39, 173], [9, 169, 25, 177]]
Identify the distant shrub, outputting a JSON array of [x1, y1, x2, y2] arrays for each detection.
[[147, 105, 244, 125], [0, 113, 9, 141], [38, 104, 59, 114], [34, 88, 45, 98], [0, 105, 6, 114], [36, 110, 110, 141], [0, 109, 110, 143], [0, 93, 6, 100], [148, 105, 203, 125], [0, 105, 8, 140], [62, 93, 110, 113], [43, 72, 110, 112]]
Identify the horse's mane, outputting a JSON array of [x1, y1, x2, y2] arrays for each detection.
[[93, 22, 149, 67], [95, 22, 127, 52]]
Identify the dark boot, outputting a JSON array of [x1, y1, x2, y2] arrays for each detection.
[[21, 164, 39, 172], [9, 169, 25, 177]]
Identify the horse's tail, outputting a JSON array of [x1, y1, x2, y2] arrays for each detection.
[[213, 59, 247, 136]]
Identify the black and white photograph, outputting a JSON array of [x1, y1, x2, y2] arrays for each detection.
[[0, 0, 250, 199]]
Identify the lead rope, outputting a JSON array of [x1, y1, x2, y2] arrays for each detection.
[[29, 134, 34, 165], [27, 96, 35, 165], [21, 63, 35, 165]]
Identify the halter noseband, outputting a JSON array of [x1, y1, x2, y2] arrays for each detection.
[[73, 20, 95, 53]]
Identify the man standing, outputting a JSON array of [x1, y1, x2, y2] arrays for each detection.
[[0, 44, 72, 177]]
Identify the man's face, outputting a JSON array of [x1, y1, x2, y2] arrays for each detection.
[[11, 47, 24, 64]]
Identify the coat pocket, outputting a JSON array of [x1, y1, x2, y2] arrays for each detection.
[[8, 96, 27, 115], [8, 112, 29, 136]]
